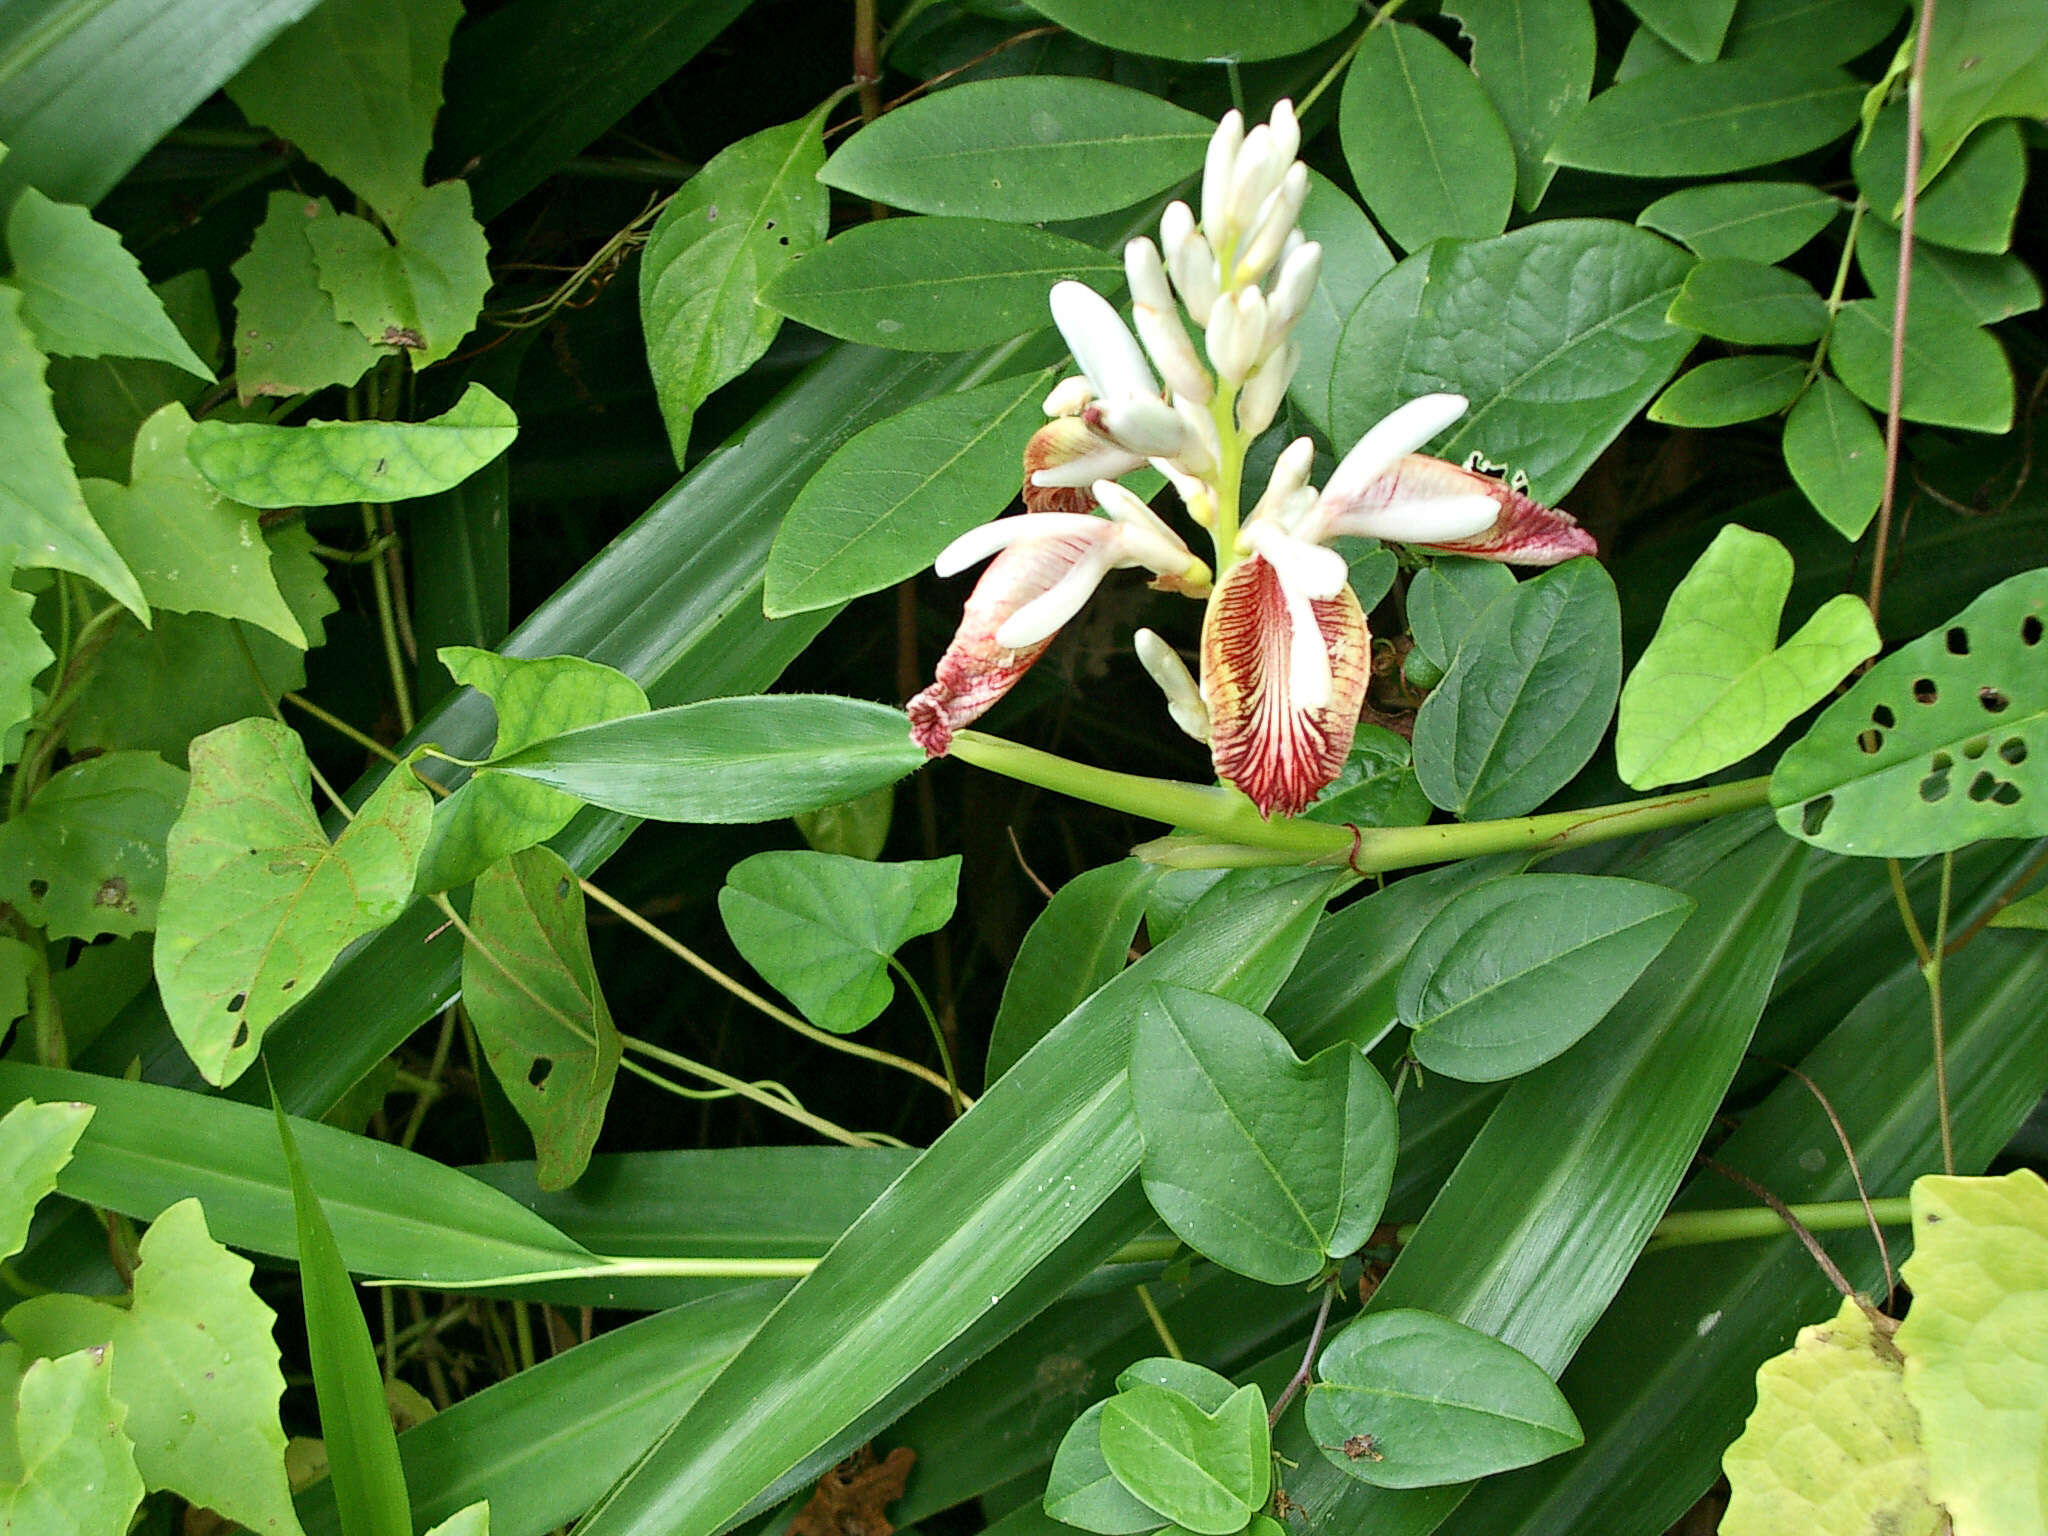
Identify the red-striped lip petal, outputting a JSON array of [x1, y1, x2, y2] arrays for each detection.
[[1396, 456, 1596, 565], [1200, 554, 1370, 818]]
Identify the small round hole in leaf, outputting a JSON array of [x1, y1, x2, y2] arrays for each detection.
[[1969, 771, 1998, 802], [1801, 796, 1833, 835], [1919, 770, 1951, 803], [1857, 728, 1884, 754], [528, 1057, 553, 1089], [26, 878, 46, 900], [1963, 735, 1989, 760], [2024, 615, 2043, 646], [1979, 687, 2010, 712], [1931, 750, 1954, 771], [1872, 704, 1896, 728], [1946, 627, 1971, 655], [1993, 782, 2022, 805], [1913, 678, 1939, 704], [281, 978, 295, 991], [227, 992, 247, 1013], [2001, 738, 2028, 765]]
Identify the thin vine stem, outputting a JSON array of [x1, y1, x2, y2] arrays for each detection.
[[1136, 1284, 1185, 1361], [1928, 849, 1955, 1175], [1268, 1282, 1338, 1427], [887, 956, 965, 1117]]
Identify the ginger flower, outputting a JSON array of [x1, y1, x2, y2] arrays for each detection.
[[908, 101, 1596, 817]]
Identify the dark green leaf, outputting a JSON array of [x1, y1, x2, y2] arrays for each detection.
[[464, 847, 622, 1190], [763, 219, 1117, 352], [1099, 1382, 1269, 1535], [1855, 215, 2043, 327], [1331, 221, 1696, 503], [483, 694, 926, 824], [1828, 294, 2013, 435], [1288, 174, 1394, 437], [1547, 58, 1861, 177], [229, 192, 381, 402], [1412, 558, 1621, 819], [1722, 0, 1906, 66], [987, 860, 1157, 1083], [1340, 23, 1518, 252], [1666, 258, 1828, 344], [1854, 107, 2026, 254], [1443, 0, 1596, 210], [1398, 875, 1693, 1081], [1621, 0, 1734, 59], [1018, 0, 1354, 62], [1781, 374, 1885, 539], [1771, 566, 2048, 856], [1918, 0, 2048, 181], [820, 78, 1213, 222], [1637, 181, 1838, 263], [1131, 986, 1396, 1283], [1647, 355, 1805, 427], [764, 369, 1055, 618], [1404, 558, 1516, 690], [0, 752, 187, 941], [1302, 725, 1432, 829], [718, 851, 959, 1034], [1307, 1309, 1581, 1487]]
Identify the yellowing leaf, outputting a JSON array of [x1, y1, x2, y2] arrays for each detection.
[[0, 1345, 142, 1536], [305, 181, 492, 366], [0, 1100, 92, 1266], [231, 192, 381, 402], [1722, 1297, 1941, 1536], [1897, 1169, 2048, 1536]]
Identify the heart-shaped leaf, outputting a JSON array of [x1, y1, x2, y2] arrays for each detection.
[[1099, 1382, 1270, 1536], [0, 752, 187, 940], [229, 192, 382, 402], [718, 851, 959, 1034], [1306, 1309, 1582, 1488], [1397, 874, 1694, 1082], [1772, 566, 2048, 856], [304, 181, 491, 367], [1617, 525, 1881, 789], [0, 1344, 142, 1530], [1130, 985, 1396, 1284]]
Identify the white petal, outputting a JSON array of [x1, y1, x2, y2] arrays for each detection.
[[1042, 375, 1094, 417], [1243, 519, 1348, 600], [1265, 240, 1323, 334], [1028, 442, 1148, 488], [1135, 628, 1210, 742], [933, 512, 1108, 577], [1269, 100, 1300, 170], [1234, 343, 1296, 439], [1249, 436, 1316, 524], [1049, 282, 1156, 401], [1321, 393, 1471, 509], [1161, 201, 1197, 269], [1284, 577, 1334, 712], [994, 544, 1117, 648], [1098, 394, 1188, 457], [1201, 111, 1245, 245], [1125, 238, 1176, 313], [1133, 303, 1213, 405], [1234, 163, 1307, 286], [1334, 492, 1500, 545]]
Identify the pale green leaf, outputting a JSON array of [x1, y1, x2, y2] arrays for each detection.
[[1637, 181, 1839, 263], [1547, 57, 1861, 176], [0, 552, 53, 741], [1444, 0, 1596, 210], [1828, 294, 2013, 436], [1988, 887, 2048, 930], [0, 1101, 92, 1267], [1896, 1169, 2048, 1536], [1044, 1400, 1171, 1535], [1099, 1383, 1269, 1536], [463, 846, 621, 1191], [423, 1503, 491, 1536], [718, 851, 959, 1034], [1016, 0, 1353, 61], [641, 105, 830, 464], [6, 189, 212, 379], [4, 1200, 301, 1536], [231, 193, 381, 402], [765, 369, 1054, 618], [305, 181, 492, 367], [1648, 355, 1806, 428], [1618, 525, 1881, 788], [415, 647, 648, 895], [0, 286, 145, 619], [1721, 1298, 1941, 1536], [82, 403, 305, 644], [1782, 374, 1885, 540], [186, 382, 518, 507], [1340, 22, 1518, 253], [1666, 259, 1828, 344], [156, 718, 432, 1084], [0, 752, 188, 940], [762, 218, 1117, 352], [1306, 1309, 1583, 1488], [0, 1345, 141, 1536], [226, 0, 463, 222]]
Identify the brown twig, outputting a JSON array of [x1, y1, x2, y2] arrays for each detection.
[[1764, 1060, 1896, 1299], [1702, 1158, 1863, 1307]]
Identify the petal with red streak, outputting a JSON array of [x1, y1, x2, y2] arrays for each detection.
[[1396, 457, 1595, 566]]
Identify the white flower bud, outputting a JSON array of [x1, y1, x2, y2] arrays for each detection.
[[1206, 288, 1267, 387], [1201, 111, 1245, 248], [1264, 241, 1323, 337], [1049, 281, 1156, 402], [1171, 396, 1220, 475], [1249, 435, 1316, 525], [1161, 201, 1197, 269], [1042, 375, 1095, 418], [1269, 100, 1300, 173], [1234, 163, 1308, 287], [1235, 341, 1298, 438], [1096, 394, 1189, 458], [1125, 237, 1176, 314], [1169, 224, 1221, 327], [1154, 458, 1216, 527], [1135, 628, 1211, 743], [1133, 303, 1213, 405]]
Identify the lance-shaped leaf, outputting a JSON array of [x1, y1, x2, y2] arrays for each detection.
[[1895, 1169, 2048, 1536], [482, 694, 927, 824], [1617, 526, 1880, 789], [1720, 1298, 1941, 1536], [719, 851, 959, 1035], [1547, 57, 1861, 177], [226, 0, 463, 222], [1397, 874, 1694, 1082], [186, 382, 517, 507], [1130, 985, 1396, 1284], [987, 860, 1157, 1083], [1100, 1382, 1270, 1536], [82, 403, 306, 644], [4, 1200, 302, 1535], [0, 751, 188, 940], [7, 189, 213, 378], [1648, 355, 1805, 428], [0, 285, 146, 619], [416, 647, 648, 895], [0, 1101, 93, 1266], [641, 104, 830, 465], [1443, 0, 1596, 212], [462, 846, 622, 1190], [1782, 374, 1885, 540], [155, 718, 431, 1085], [230, 192, 381, 401], [1307, 1309, 1582, 1488], [304, 182, 492, 366], [1637, 181, 1839, 264], [1666, 259, 1828, 344], [0, 1344, 142, 1534], [1772, 566, 2048, 856], [1021, 0, 1352, 61]]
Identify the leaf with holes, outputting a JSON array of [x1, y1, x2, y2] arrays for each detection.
[[1129, 985, 1396, 1285], [4, 1200, 301, 1535], [0, 751, 188, 940], [1618, 525, 1881, 789], [1772, 567, 2048, 856], [717, 851, 959, 1034], [462, 846, 621, 1191], [415, 647, 648, 895], [0, 1101, 92, 1267], [1306, 1309, 1582, 1488], [185, 382, 517, 507], [1099, 1381, 1270, 1536], [155, 719, 431, 1085]]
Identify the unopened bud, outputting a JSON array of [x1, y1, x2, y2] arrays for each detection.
[[1042, 375, 1095, 418], [1133, 303, 1213, 405], [1201, 111, 1245, 248], [1093, 394, 1189, 459], [1125, 238, 1175, 313], [1135, 628, 1211, 743], [1206, 288, 1267, 386], [1233, 163, 1308, 287], [1235, 342, 1298, 438], [1265, 241, 1323, 337]]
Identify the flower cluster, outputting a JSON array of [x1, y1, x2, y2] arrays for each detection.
[[908, 101, 1596, 818]]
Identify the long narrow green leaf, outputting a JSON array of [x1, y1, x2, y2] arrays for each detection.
[[273, 1091, 412, 1536], [1269, 815, 1806, 1533]]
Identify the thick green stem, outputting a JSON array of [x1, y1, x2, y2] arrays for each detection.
[[1639, 1196, 1912, 1252]]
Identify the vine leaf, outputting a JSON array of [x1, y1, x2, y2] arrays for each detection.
[[0, 751, 189, 940], [230, 193, 381, 401], [1617, 525, 1880, 789], [155, 719, 431, 1085], [0, 552, 53, 743], [4, 1200, 302, 1535], [1098, 1381, 1270, 1536], [304, 182, 492, 367], [0, 1100, 93, 1266], [1045, 1400, 1173, 1535], [462, 846, 621, 1191], [0, 1344, 143, 1533]]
